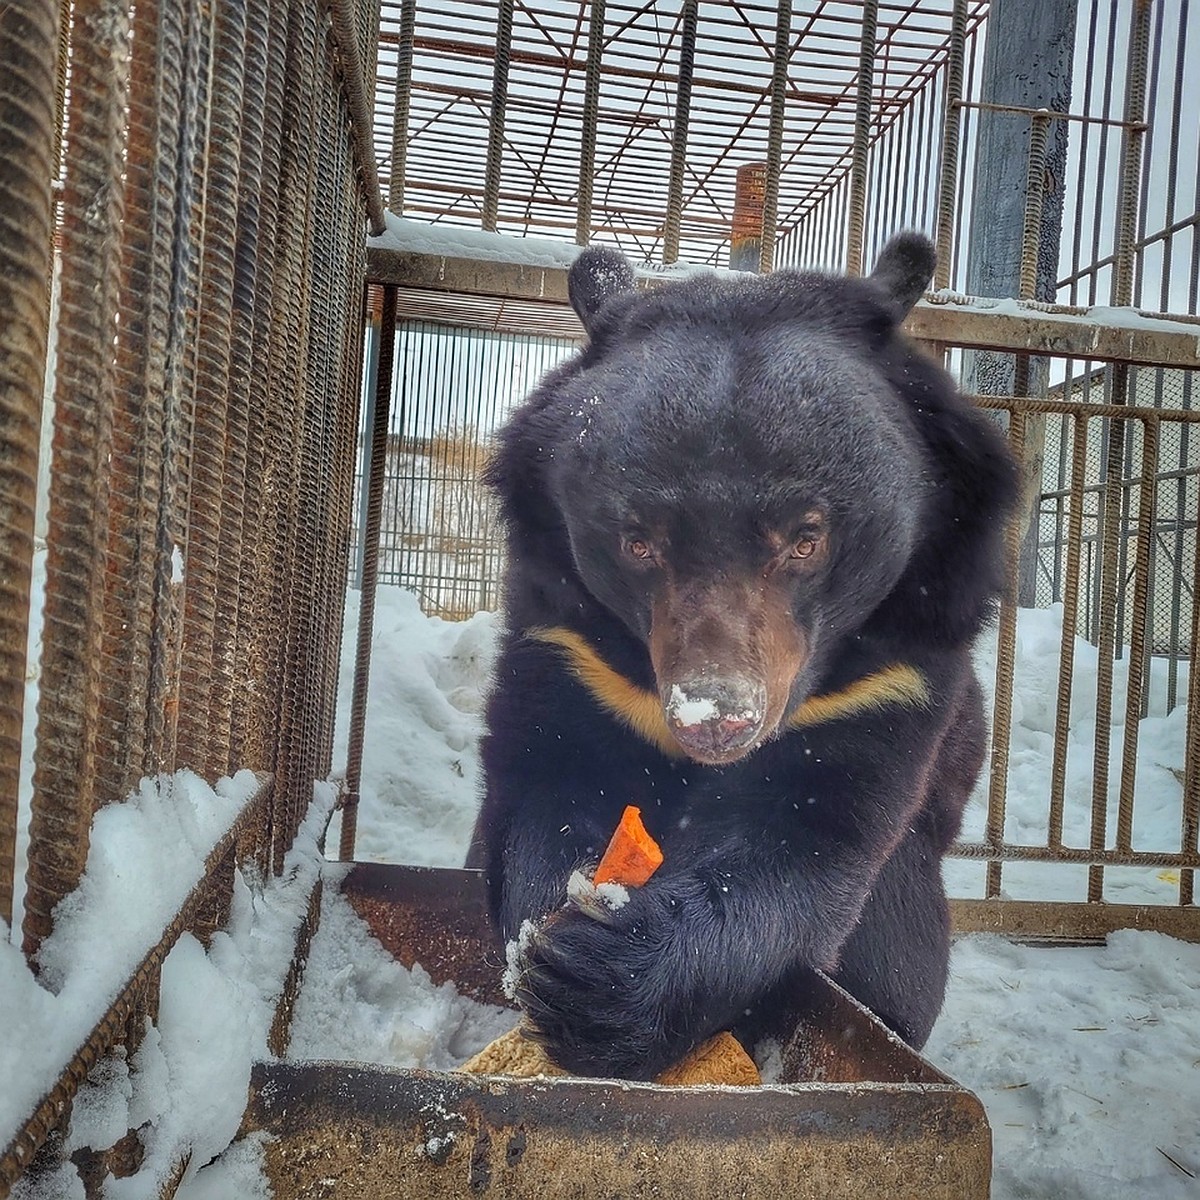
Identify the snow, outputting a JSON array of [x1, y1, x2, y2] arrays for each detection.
[[922, 290, 1200, 355], [927, 933, 1200, 1199], [950, 605, 1189, 905], [4, 771, 338, 1196], [286, 869, 516, 1070], [324, 584, 496, 866], [566, 868, 631, 916], [0, 767, 258, 1153], [501, 918, 540, 1003], [368, 213, 724, 283], [369, 212, 583, 269], [666, 684, 720, 727]]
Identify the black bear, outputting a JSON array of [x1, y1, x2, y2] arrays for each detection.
[[467, 233, 1018, 1081]]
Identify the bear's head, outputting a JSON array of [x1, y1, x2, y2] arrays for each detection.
[[488, 234, 1015, 766]]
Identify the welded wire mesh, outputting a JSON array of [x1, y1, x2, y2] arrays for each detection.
[[373, 0, 990, 268], [1036, 369, 1198, 692], [949, 392, 1200, 919], [350, 319, 580, 617], [372, 0, 1200, 311]]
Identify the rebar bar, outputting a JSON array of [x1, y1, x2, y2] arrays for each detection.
[[388, 0, 417, 214], [1115, 418, 1159, 850], [238, 0, 289, 781], [23, 0, 129, 966], [481, 0, 513, 232], [845, 0, 878, 278], [1047, 412, 1089, 847], [0, 0, 59, 929], [175, 0, 247, 781], [97, 0, 183, 807], [221, 0, 269, 773], [1112, 0, 1152, 310], [934, 0, 968, 290], [758, 0, 791, 275], [574, 0, 605, 247], [662, 0, 697, 266], [984, 408, 1026, 898], [329, 0, 387, 234], [1019, 112, 1051, 301]]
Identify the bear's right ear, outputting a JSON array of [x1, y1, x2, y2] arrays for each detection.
[[568, 246, 636, 334], [868, 231, 936, 321]]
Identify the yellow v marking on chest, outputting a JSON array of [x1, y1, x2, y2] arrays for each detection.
[[527, 626, 930, 758]]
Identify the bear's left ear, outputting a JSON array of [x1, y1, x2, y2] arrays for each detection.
[[568, 246, 636, 334], [868, 231, 936, 321]]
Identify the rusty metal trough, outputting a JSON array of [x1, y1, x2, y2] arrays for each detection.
[[244, 863, 991, 1199]]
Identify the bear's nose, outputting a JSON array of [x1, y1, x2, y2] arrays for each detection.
[[665, 681, 766, 762]]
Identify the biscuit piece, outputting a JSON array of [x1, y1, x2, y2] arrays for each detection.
[[460, 1026, 760, 1086]]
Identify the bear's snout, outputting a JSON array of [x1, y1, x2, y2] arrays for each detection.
[[664, 678, 767, 763]]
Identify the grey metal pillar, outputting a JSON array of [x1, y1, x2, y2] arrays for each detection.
[[963, 0, 1077, 605]]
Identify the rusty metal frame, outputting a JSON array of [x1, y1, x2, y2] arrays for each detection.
[[375, 1, 990, 266], [354, 236, 1200, 940]]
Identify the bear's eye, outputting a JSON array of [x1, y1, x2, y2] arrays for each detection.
[[625, 537, 653, 562], [790, 537, 819, 560]]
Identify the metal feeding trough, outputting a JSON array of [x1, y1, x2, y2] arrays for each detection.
[[244, 864, 991, 1198]]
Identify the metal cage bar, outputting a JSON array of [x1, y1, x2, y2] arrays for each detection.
[[23, 0, 130, 965], [0, 0, 59, 929]]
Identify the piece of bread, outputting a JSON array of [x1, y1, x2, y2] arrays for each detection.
[[460, 1026, 761, 1086]]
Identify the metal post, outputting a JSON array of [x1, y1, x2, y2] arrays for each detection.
[[575, 0, 605, 246], [758, 0, 791, 274], [962, 0, 1077, 607], [845, 0, 878, 278], [730, 162, 767, 272], [23, 0, 129, 966], [354, 306, 381, 588], [341, 286, 399, 861], [662, 0, 698, 265], [1089, 0, 1152, 904], [481, 0, 514, 232]]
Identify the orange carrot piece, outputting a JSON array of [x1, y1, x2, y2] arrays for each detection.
[[593, 805, 664, 887]]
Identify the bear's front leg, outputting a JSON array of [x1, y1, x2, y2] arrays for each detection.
[[512, 847, 866, 1080]]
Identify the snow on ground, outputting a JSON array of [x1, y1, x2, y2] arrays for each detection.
[[5, 762, 338, 1198], [325, 584, 497, 866], [949, 604, 1190, 904], [315, 583, 1200, 1199], [0, 768, 260, 1154], [927, 933, 1200, 1199]]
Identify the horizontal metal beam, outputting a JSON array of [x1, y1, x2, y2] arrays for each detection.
[[366, 246, 1200, 369], [951, 897, 1200, 943]]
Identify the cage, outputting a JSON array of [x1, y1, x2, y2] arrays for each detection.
[[2, 0, 1199, 1195]]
